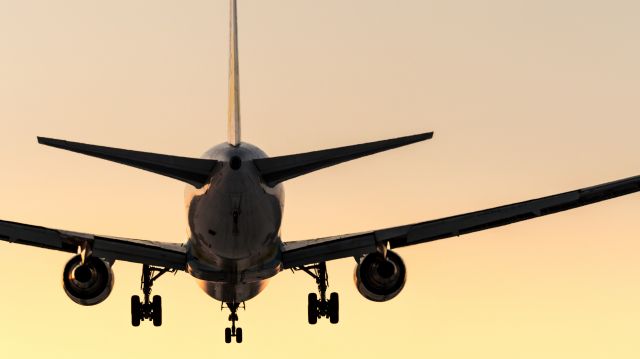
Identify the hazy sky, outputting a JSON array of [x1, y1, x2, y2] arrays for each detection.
[[1, 0, 639, 358]]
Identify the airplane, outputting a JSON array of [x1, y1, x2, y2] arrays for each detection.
[[1, 0, 639, 345]]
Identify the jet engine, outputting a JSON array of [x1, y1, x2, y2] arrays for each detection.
[[62, 255, 114, 306], [354, 250, 406, 302]]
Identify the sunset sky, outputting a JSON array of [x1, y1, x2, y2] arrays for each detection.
[[1, 0, 640, 358]]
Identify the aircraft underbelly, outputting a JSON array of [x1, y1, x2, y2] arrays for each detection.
[[197, 279, 269, 302]]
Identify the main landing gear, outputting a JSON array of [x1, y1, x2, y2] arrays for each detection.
[[296, 262, 339, 325], [131, 265, 175, 327], [223, 302, 245, 343]]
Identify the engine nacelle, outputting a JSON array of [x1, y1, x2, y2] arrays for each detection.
[[62, 255, 114, 306], [354, 250, 407, 302]]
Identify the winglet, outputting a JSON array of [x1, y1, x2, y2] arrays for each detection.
[[253, 132, 434, 187], [227, 0, 241, 146], [38, 137, 219, 188]]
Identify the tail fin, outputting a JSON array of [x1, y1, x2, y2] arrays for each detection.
[[227, 0, 241, 146]]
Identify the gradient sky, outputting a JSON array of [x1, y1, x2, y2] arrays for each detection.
[[1, 0, 640, 358]]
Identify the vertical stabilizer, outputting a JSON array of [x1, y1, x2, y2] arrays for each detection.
[[227, 0, 241, 146]]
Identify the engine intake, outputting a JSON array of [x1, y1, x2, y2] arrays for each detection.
[[354, 250, 406, 302], [62, 255, 114, 306]]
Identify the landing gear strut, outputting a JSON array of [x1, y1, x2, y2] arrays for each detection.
[[223, 302, 244, 343], [131, 265, 174, 327], [296, 262, 339, 324]]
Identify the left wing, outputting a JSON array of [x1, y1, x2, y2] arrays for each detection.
[[281, 175, 640, 268], [0, 220, 187, 270]]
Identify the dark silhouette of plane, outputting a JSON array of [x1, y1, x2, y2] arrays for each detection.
[[1, 0, 638, 344]]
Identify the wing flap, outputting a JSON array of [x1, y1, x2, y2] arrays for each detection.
[[395, 175, 640, 248], [0, 220, 187, 270], [398, 192, 579, 246], [92, 236, 186, 269], [0, 220, 75, 252], [281, 232, 376, 268]]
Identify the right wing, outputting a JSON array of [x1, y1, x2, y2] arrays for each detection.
[[281, 175, 640, 268], [0, 220, 187, 270]]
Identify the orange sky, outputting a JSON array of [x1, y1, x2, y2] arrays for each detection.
[[1, 0, 640, 358]]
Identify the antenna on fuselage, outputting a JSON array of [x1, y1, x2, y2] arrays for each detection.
[[227, 0, 241, 146]]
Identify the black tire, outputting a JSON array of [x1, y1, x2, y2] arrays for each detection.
[[152, 295, 162, 327], [329, 292, 339, 324], [236, 327, 243, 343], [131, 295, 141, 327], [225, 328, 232, 344], [307, 293, 318, 325]]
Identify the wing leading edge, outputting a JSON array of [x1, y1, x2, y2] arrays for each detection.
[[0, 220, 187, 270], [281, 175, 640, 268]]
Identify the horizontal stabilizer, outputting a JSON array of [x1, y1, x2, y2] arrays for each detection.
[[37, 137, 219, 188], [253, 132, 433, 187]]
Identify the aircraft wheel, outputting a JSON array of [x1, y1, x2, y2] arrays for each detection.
[[236, 327, 243, 343], [329, 292, 339, 324], [152, 295, 162, 327], [131, 295, 141, 327], [308, 293, 318, 324], [225, 328, 232, 344]]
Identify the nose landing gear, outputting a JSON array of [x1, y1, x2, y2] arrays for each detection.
[[223, 302, 245, 343], [297, 262, 339, 324]]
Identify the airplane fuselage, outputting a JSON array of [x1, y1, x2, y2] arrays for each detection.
[[184, 143, 284, 303]]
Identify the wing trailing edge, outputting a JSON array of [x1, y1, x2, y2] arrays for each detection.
[[253, 132, 433, 187], [37, 137, 219, 188]]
